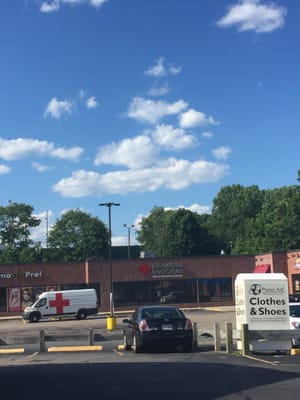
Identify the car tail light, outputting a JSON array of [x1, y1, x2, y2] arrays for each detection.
[[139, 319, 150, 331], [185, 318, 192, 330]]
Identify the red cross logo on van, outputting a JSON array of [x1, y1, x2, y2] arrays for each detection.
[[49, 293, 70, 314]]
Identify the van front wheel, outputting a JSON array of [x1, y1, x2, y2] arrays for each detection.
[[76, 310, 87, 320], [29, 313, 40, 323]]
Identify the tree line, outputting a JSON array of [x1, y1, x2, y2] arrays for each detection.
[[1, 173, 300, 262]]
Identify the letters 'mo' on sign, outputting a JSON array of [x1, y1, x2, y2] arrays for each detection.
[[152, 263, 184, 278]]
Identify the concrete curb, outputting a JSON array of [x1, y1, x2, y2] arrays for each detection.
[[0, 348, 25, 354], [48, 345, 103, 352]]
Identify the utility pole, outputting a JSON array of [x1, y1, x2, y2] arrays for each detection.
[[99, 202, 120, 329], [124, 224, 134, 259]]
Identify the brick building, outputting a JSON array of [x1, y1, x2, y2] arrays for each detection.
[[0, 251, 299, 316]]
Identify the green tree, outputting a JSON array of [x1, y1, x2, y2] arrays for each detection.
[[47, 209, 109, 261], [137, 206, 219, 256], [0, 202, 40, 262], [208, 184, 264, 253], [235, 186, 300, 253]]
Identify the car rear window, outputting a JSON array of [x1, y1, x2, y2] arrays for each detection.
[[142, 308, 183, 319]]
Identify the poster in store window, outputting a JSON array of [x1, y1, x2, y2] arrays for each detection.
[[8, 287, 21, 312], [21, 287, 34, 311]]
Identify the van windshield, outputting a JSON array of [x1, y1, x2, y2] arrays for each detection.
[[34, 298, 47, 308]]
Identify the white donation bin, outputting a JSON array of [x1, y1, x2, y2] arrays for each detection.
[[235, 273, 290, 352]]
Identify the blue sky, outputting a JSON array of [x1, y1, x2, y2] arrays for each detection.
[[0, 0, 299, 247]]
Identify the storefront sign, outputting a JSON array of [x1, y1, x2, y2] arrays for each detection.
[[152, 263, 184, 278], [0, 271, 43, 279]]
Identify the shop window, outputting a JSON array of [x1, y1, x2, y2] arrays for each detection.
[[114, 280, 197, 306]]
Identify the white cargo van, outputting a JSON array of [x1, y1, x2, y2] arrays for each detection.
[[22, 289, 98, 323]]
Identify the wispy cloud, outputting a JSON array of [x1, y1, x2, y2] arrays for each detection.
[[32, 161, 54, 172], [39, 0, 107, 13], [43, 91, 98, 119], [144, 57, 182, 77], [43, 97, 74, 119], [217, 0, 287, 33], [202, 131, 214, 139], [212, 146, 232, 160], [0, 164, 11, 174], [147, 83, 170, 97]]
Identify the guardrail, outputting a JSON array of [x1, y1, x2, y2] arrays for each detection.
[[193, 322, 300, 355], [2, 322, 300, 355], [239, 324, 300, 356], [39, 328, 96, 352]]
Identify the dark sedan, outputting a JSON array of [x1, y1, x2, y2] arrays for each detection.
[[122, 305, 193, 353]]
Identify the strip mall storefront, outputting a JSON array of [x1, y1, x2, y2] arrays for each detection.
[[0, 251, 297, 316]]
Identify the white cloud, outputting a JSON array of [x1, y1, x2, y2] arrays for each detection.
[[86, 96, 98, 109], [43, 97, 74, 119], [0, 138, 83, 162], [94, 136, 159, 169], [39, 0, 107, 13], [144, 57, 182, 78], [151, 124, 197, 150], [212, 146, 232, 160], [165, 203, 211, 215], [217, 0, 287, 33], [52, 158, 229, 197], [0, 164, 11, 174], [179, 108, 219, 128], [187, 203, 211, 214], [127, 96, 188, 124]]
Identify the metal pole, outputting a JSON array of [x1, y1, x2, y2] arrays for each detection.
[[124, 224, 134, 259], [108, 205, 113, 314], [99, 202, 120, 317], [128, 227, 130, 259]]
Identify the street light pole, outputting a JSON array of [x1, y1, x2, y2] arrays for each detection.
[[99, 202, 120, 321], [124, 224, 134, 259]]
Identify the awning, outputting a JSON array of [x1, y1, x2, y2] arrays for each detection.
[[253, 264, 271, 273]]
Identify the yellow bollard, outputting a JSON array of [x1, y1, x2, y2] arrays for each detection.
[[107, 316, 117, 330]]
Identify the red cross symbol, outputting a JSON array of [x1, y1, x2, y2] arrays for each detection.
[[49, 293, 70, 314]]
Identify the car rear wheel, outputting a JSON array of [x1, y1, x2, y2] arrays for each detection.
[[123, 333, 131, 351], [182, 341, 193, 352], [132, 333, 142, 353]]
